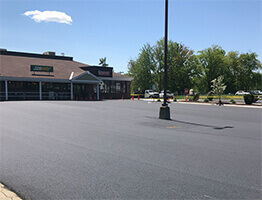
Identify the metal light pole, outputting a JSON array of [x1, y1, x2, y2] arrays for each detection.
[[159, 0, 170, 120]]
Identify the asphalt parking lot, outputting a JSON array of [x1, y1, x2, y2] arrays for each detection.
[[0, 100, 261, 199]]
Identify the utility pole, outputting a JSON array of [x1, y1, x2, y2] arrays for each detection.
[[159, 0, 171, 120]]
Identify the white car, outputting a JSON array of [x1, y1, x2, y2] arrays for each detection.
[[251, 90, 262, 95], [159, 90, 174, 98], [235, 90, 250, 95], [144, 90, 159, 98]]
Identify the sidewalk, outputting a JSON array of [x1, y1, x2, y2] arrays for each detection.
[[0, 183, 22, 200]]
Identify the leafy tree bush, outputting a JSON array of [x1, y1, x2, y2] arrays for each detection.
[[244, 94, 255, 105], [207, 96, 213, 101], [193, 93, 200, 101], [198, 45, 227, 93], [207, 91, 214, 101], [99, 57, 109, 67], [230, 99, 236, 104], [254, 96, 259, 103], [204, 98, 209, 102]]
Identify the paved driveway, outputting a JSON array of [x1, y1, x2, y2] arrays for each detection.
[[0, 100, 261, 199]]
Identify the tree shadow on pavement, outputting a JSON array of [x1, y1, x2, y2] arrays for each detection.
[[170, 119, 234, 130]]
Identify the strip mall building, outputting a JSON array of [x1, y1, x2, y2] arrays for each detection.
[[0, 49, 132, 101]]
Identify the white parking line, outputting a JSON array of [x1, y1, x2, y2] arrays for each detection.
[[250, 186, 262, 191], [204, 194, 214, 199]]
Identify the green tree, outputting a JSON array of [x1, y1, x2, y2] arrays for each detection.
[[223, 51, 261, 93], [238, 53, 261, 91], [152, 38, 199, 94], [197, 45, 227, 93], [211, 76, 227, 105], [253, 72, 262, 90], [224, 51, 240, 93], [99, 57, 109, 67], [128, 39, 261, 95], [128, 38, 200, 95], [168, 42, 200, 94], [152, 38, 165, 92], [127, 44, 155, 93]]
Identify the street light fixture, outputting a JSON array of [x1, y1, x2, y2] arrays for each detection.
[[159, 0, 170, 120]]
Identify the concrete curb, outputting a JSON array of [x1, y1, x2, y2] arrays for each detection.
[[175, 101, 262, 108], [0, 183, 23, 200], [137, 99, 262, 108]]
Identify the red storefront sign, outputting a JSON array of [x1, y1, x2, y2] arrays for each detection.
[[98, 70, 110, 76]]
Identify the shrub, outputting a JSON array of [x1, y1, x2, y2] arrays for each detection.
[[207, 96, 213, 101], [244, 94, 254, 105], [188, 95, 194, 101], [173, 98, 177, 102], [204, 98, 209, 102], [230, 99, 236, 104], [254, 95, 259, 103], [207, 91, 214, 101], [157, 99, 161, 102], [193, 94, 200, 101]]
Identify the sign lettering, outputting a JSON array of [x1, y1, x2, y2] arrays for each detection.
[[98, 70, 110, 76], [31, 65, 53, 72]]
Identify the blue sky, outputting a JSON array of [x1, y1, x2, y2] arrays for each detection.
[[0, 0, 261, 73]]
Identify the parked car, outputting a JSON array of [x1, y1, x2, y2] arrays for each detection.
[[144, 90, 159, 98], [159, 90, 174, 98], [249, 90, 262, 95], [257, 90, 262, 95], [235, 90, 250, 95]]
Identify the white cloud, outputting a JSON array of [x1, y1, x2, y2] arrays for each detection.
[[24, 10, 72, 25]]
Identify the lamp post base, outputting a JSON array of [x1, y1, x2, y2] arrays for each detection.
[[159, 106, 171, 120]]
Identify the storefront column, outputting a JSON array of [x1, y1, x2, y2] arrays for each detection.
[[96, 84, 99, 100], [71, 82, 73, 100], [39, 81, 42, 100], [5, 80, 8, 100]]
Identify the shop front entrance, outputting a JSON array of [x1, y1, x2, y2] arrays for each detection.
[[73, 84, 96, 100]]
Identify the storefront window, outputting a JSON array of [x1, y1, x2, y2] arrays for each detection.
[[99, 82, 104, 93], [100, 81, 111, 93], [116, 82, 121, 93], [114, 81, 126, 93], [93, 85, 97, 93], [42, 82, 70, 100], [100, 81, 126, 94], [42, 82, 70, 92], [121, 82, 126, 93], [111, 81, 116, 93], [0, 81, 5, 100], [7, 81, 39, 100]]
